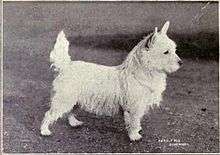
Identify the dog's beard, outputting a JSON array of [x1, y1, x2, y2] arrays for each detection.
[[163, 64, 180, 73]]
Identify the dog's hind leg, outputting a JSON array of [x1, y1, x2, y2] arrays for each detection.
[[40, 93, 75, 136], [68, 113, 83, 127]]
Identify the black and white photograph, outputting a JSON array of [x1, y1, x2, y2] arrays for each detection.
[[2, 0, 219, 153]]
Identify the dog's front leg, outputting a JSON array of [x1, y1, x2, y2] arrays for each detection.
[[124, 109, 144, 141], [153, 93, 163, 106]]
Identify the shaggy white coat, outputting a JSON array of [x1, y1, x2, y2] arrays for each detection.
[[40, 21, 182, 141]]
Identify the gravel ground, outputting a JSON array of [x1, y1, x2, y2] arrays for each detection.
[[3, 2, 219, 153]]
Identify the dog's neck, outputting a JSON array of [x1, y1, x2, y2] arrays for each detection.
[[132, 67, 167, 93], [119, 59, 167, 92], [119, 34, 153, 73], [133, 66, 167, 82]]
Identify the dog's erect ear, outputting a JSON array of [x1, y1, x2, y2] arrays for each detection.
[[154, 27, 158, 34], [160, 21, 170, 34]]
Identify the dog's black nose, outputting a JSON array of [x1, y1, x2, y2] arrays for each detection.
[[178, 60, 183, 66]]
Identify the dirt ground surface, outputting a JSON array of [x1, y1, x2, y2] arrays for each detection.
[[3, 34, 219, 153], [3, 2, 219, 153]]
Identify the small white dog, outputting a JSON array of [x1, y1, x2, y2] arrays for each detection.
[[40, 21, 182, 141]]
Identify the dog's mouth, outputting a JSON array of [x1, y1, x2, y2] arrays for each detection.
[[163, 65, 180, 74]]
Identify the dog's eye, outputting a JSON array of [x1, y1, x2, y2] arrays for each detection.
[[163, 51, 169, 55]]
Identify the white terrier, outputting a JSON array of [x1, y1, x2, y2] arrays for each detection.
[[40, 21, 182, 141]]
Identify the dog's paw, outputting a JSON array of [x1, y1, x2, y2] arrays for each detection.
[[41, 129, 52, 136], [69, 119, 84, 127], [129, 132, 142, 141], [138, 126, 142, 133]]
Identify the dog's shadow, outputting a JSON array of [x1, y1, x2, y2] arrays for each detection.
[[67, 108, 127, 134]]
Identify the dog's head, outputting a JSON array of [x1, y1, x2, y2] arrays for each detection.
[[140, 21, 182, 73]]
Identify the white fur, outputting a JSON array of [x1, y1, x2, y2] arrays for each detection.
[[40, 21, 182, 141]]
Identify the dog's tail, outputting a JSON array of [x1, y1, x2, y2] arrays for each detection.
[[50, 30, 71, 71]]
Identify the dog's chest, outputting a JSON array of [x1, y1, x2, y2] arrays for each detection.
[[148, 76, 166, 93], [132, 72, 166, 95], [126, 74, 165, 106]]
